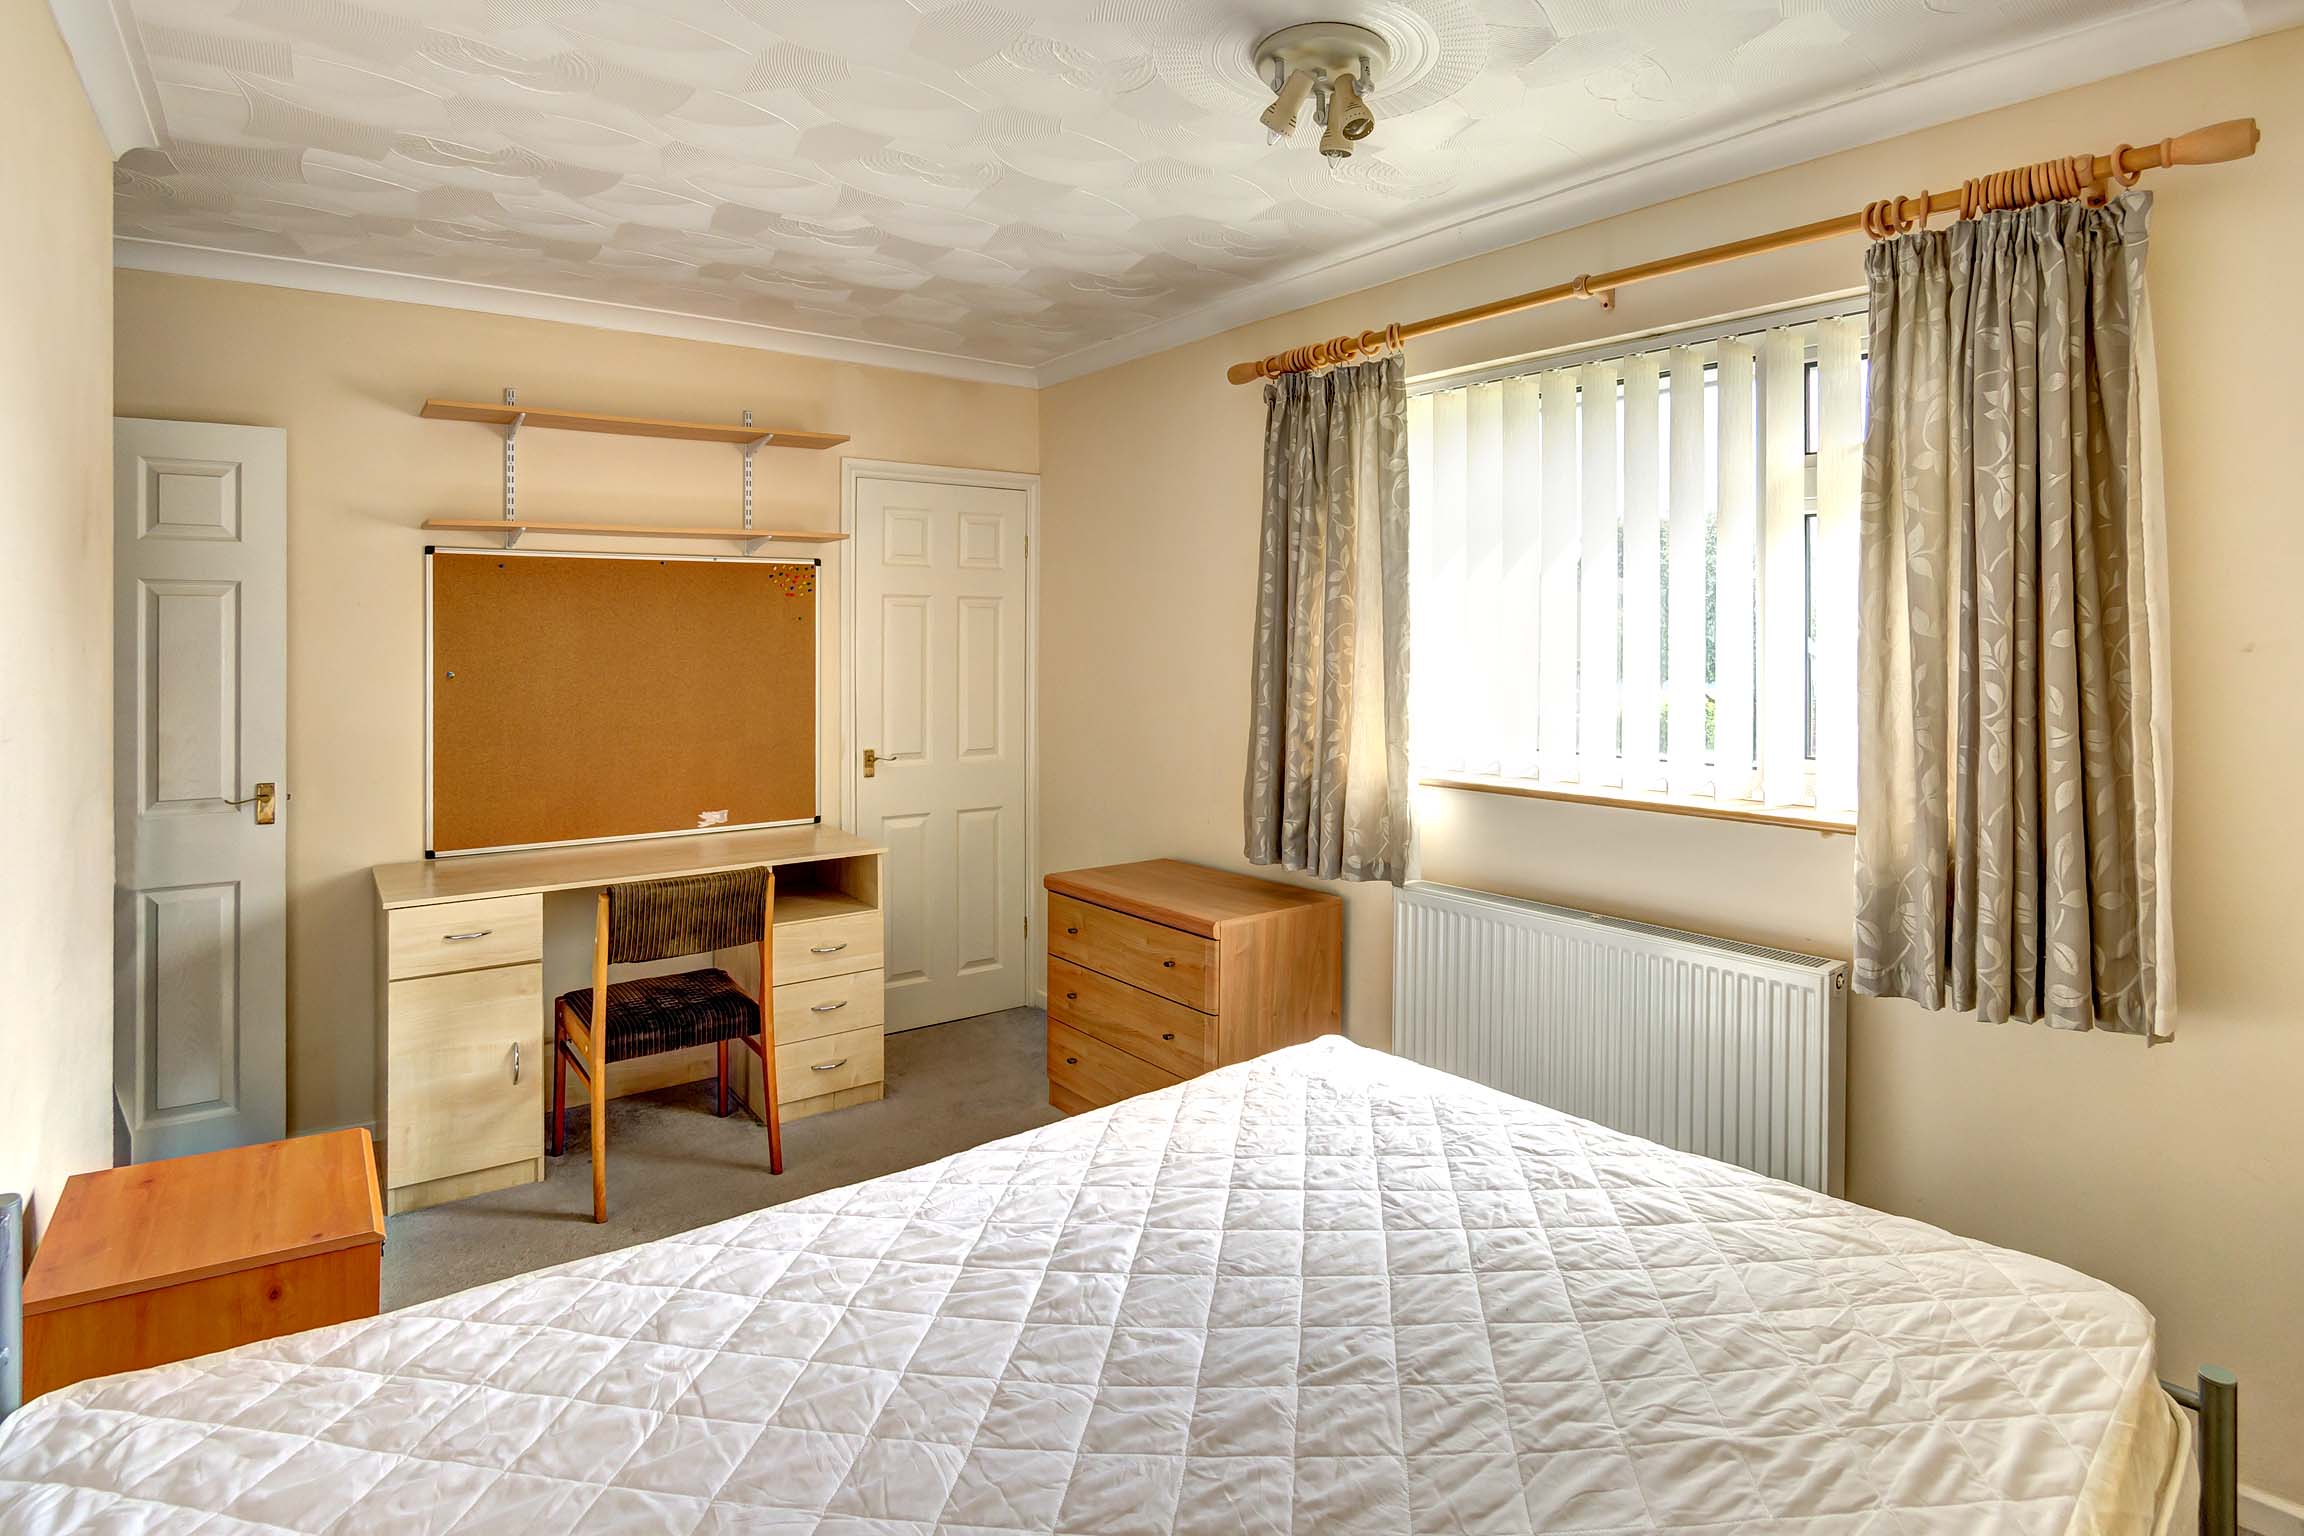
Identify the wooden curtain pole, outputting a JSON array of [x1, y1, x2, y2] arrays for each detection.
[[1226, 118, 2260, 385]]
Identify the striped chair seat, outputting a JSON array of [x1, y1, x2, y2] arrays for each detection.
[[561, 969, 761, 1064]]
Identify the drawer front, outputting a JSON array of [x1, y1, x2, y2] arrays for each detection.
[[1047, 894, 1215, 1010], [1048, 958, 1207, 1080], [387, 964, 543, 1188], [772, 911, 883, 984], [778, 1023, 883, 1102], [387, 894, 543, 980], [1048, 1018, 1184, 1116], [775, 968, 885, 1047]]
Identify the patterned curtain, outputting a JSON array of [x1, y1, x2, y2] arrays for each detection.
[[1244, 355, 1413, 883], [1855, 192, 2175, 1038]]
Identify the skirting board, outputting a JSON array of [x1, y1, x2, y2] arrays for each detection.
[[2245, 1484, 2304, 1536]]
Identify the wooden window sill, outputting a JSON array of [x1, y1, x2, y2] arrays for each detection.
[[1419, 774, 1856, 835]]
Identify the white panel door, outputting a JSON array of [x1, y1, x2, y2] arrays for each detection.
[[853, 474, 1031, 1032], [114, 419, 288, 1160]]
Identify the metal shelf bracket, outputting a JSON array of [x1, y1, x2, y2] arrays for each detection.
[[500, 386, 527, 547]]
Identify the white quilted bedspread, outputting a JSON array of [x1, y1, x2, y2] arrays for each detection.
[[0, 1037, 2180, 1535]]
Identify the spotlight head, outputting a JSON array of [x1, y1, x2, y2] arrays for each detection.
[[1259, 68, 1316, 140], [1330, 70, 1375, 142]]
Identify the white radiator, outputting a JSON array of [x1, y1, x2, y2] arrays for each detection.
[[1393, 882, 1848, 1194]]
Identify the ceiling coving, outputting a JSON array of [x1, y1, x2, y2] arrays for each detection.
[[108, 0, 2260, 379]]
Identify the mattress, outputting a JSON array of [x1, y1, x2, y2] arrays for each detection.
[[0, 1036, 2184, 1534]]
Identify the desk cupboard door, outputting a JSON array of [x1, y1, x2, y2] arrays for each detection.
[[386, 964, 542, 1191]]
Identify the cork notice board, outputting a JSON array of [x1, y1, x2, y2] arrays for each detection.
[[428, 550, 817, 854]]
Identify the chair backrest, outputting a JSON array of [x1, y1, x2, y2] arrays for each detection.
[[605, 867, 770, 965]]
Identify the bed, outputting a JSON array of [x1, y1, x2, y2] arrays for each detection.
[[0, 1036, 2188, 1534]]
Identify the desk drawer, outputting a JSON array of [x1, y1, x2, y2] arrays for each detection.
[[1048, 1017, 1183, 1116], [1047, 894, 1215, 1010], [1048, 957, 1207, 1080], [388, 895, 543, 980], [386, 963, 543, 1188], [773, 911, 882, 984], [775, 968, 884, 1047], [778, 1023, 883, 1102]]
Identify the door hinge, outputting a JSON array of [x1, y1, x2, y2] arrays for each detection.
[[1023, 534, 1030, 557]]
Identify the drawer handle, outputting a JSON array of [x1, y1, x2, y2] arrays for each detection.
[[1064, 1056, 1079, 1066], [809, 942, 849, 955], [810, 1058, 848, 1072], [1162, 959, 1177, 968], [810, 1000, 849, 1014], [1065, 926, 1078, 936], [444, 930, 493, 942], [511, 1041, 522, 1084], [1065, 991, 1078, 1001], [1161, 1032, 1175, 1041]]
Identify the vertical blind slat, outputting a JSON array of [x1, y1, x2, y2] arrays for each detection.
[[1759, 326, 1810, 805], [1536, 368, 1581, 782], [1465, 383, 1506, 776], [1714, 339, 1758, 802], [1620, 355, 1664, 790], [1666, 346, 1711, 796], [1501, 377, 1544, 778], [1578, 361, 1622, 786], [1425, 388, 1468, 774], [1815, 316, 1863, 812]]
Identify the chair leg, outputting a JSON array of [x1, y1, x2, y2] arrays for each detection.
[[761, 1030, 782, 1176], [549, 1006, 567, 1157], [589, 1077, 607, 1224], [716, 1040, 732, 1117]]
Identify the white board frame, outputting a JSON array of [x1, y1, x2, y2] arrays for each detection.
[[423, 546, 823, 858]]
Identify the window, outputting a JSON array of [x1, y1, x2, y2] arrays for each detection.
[[1406, 307, 1865, 820]]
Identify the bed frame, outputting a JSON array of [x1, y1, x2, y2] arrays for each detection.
[[2162, 1368, 2241, 1536], [0, 1187, 2248, 1529]]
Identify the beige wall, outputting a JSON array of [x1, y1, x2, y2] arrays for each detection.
[[0, 0, 115, 1243], [1040, 30, 2304, 1503], [113, 271, 1039, 1139]]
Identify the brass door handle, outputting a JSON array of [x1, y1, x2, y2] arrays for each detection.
[[863, 748, 879, 778], [223, 782, 279, 825]]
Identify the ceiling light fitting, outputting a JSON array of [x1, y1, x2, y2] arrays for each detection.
[[1254, 21, 1390, 162]]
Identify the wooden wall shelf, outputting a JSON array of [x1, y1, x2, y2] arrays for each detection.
[[422, 518, 846, 550], [420, 399, 847, 450]]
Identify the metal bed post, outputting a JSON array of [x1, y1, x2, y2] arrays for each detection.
[[2163, 1367, 2239, 1536]]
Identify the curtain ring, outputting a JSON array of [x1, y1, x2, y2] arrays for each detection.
[[1906, 190, 1930, 233], [2111, 143, 2143, 187]]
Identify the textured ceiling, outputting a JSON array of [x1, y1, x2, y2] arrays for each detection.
[[113, 0, 2177, 371]]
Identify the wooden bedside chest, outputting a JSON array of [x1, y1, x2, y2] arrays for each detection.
[[1044, 859, 1342, 1114], [22, 1129, 385, 1399]]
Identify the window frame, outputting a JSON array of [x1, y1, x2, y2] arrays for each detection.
[[1406, 293, 1867, 833]]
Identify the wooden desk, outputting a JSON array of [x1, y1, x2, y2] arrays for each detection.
[[23, 1130, 384, 1399], [374, 826, 887, 1213]]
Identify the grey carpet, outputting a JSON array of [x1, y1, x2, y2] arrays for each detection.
[[383, 1006, 1061, 1309]]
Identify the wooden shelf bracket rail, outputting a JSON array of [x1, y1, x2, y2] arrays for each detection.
[[1226, 118, 2260, 384]]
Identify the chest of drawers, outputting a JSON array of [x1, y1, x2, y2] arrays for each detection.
[[1043, 860, 1342, 1114]]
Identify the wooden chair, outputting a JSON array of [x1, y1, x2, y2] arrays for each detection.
[[548, 866, 782, 1222]]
